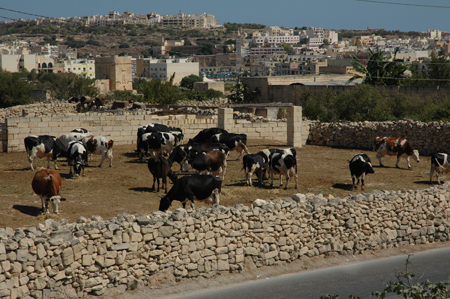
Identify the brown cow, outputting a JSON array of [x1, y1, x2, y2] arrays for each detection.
[[373, 136, 420, 168], [31, 168, 66, 214], [147, 155, 177, 193]]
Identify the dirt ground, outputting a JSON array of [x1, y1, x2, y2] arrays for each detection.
[[0, 139, 437, 230]]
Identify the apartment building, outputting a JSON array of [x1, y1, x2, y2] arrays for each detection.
[[160, 11, 218, 28], [252, 33, 300, 46], [136, 58, 199, 85], [62, 59, 95, 78]]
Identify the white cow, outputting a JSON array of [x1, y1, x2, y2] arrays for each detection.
[[58, 132, 93, 147]]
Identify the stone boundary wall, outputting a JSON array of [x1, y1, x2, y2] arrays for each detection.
[[307, 120, 450, 156], [0, 184, 449, 298], [4, 107, 306, 153]]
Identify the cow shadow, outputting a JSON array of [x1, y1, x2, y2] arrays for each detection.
[[7, 167, 31, 172], [129, 187, 154, 193], [414, 180, 434, 185], [332, 183, 354, 191], [13, 205, 41, 216]]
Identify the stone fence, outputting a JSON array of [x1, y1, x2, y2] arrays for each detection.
[[307, 120, 450, 156], [3, 107, 305, 153], [0, 183, 449, 298]]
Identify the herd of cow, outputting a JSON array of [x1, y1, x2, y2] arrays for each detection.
[[22, 125, 450, 216]]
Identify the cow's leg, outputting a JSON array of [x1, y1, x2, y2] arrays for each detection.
[[269, 170, 274, 187], [163, 175, 167, 193], [376, 152, 384, 167], [152, 175, 156, 191], [279, 174, 283, 187], [187, 194, 195, 210], [98, 151, 106, 167], [109, 149, 113, 167], [284, 176, 290, 190], [351, 175, 356, 190], [40, 196, 46, 211], [406, 156, 411, 168], [222, 160, 227, 180], [361, 173, 366, 190], [53, 157, 58, 170]]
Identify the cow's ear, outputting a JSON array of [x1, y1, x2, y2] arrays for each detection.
[[60, 197, 67, 201]]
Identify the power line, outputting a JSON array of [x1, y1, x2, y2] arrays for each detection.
[[356, 0, 450, 9], [0, 15, 16, 21], [0, 7, 48, 19]]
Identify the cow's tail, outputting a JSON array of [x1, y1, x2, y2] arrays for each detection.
[[239, 141, 250, 154], [433, 155, 445, 173], [106, 140, 114, 158]]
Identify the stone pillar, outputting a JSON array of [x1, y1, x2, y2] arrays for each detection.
[[218, 108, 234, 131], [287, 106, 302, 148]]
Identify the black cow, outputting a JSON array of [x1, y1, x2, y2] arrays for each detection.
[[67, 141, 88, 177], [209, 133, 249, 159], [189, 128, 228, 144], [147, 155, 178, 193], [24, 135, 67, 171], [430, 153, 450, 185], [182, 149, 227, 180], [349, 153, 375, 190], [159, 174, 222, 211], [243, 152, 268, 186], [269, 151, 298, 189]]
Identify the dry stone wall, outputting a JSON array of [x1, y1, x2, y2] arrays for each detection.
[[3, 108, 305, 153], [307, 120, 450, 155], [0, 184, 449, 298]]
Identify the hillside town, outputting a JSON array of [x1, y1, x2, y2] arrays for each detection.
[[0, 10, 448, 95]]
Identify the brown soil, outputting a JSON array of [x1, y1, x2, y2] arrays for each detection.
[[0, 139, 435, 230]]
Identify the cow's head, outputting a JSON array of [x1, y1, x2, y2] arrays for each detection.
[[412, 150, 420, 163], [159, 195, 172, 211], [49, 196, 66, 214], [364, 162, 375, 174]]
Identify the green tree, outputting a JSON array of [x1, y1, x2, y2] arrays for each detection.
[[0, 70, 30, 108], [407, 52, 450, 86], [136, 74, 186, 104], [347, 46, 408, 86], [180, 74, 203, 90]]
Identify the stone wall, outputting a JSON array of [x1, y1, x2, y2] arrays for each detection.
[[3, 107, 306, 153], [0, 184, 449, 298], [307, 120, 450, 156]]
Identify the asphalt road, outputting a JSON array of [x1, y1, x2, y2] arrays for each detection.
[[177, 247, 450, 299]]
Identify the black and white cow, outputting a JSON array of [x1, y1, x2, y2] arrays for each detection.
[[71, 128, 89, 133], [349, 153, 375, 190], [136, 123, 182, 149], [209, 132, 249, 159], [58, 132, 93, 147], [430, 153, 450, 185], [182, 149, 227, 180], [259, 148, 297, 180], [137, 132, 154, 162], [24, 135, 67, 171], [67, 141, 88, 177], [159, 174, 222, 211], [243, 152, 268, 186], [189, 128, 228, 144], [268, 151, 298, 189]]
